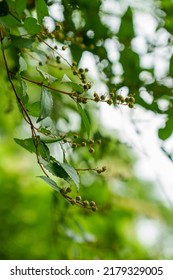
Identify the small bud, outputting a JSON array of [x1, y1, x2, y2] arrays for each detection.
[[92, 206, 97, 212]]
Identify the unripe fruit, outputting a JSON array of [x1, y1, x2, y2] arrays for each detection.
[[102, 166, 107, 172], [101, 95, 105, 100], [90, 201, 96, 207], [94, 96, 100, 102], [125, 97, 129, 103], [66, 187, 72, 193], [117, 95, 122, 101], [72, 143, 77, 148], [128, 103, 134, 108], [70, 199, 76, 205], [60, 188, 66, 195], [81, 141, 86, 146], [89, 148, 95, 154], [120, 97, 125, 103], [62, 45, 67, 50], [129, 96, 135, 103], [83, 200, 89, 207], [97, 169, 102, 174], [89, 139, 94, 145], [76, 195, 82, 201], [109, 92, 114, 98], [107, 99, 113, 105]]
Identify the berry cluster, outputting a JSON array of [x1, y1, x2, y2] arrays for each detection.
[[116, 94, 135, 108], [63, 134, 102, 154], [60, 187, 97, 211]]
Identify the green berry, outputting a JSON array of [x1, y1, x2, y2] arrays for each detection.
[[76, 196, 82, 201], [70, 199, 76, 205], [89, 148, 95, 154], [66, 187, 72, 193], [101, 95, 106, 100], [62, 45, 67, 50], [97, 139, 102, 144], [81, 141, 86, 146], [89, 139, 94, 145], [97, 169, 102, 174], [90, 201, 96, 207], [129, 96, 135, 103], [83, 200, 89, 207], [107, 99, 113, 105], [102, 166, 107, 172]]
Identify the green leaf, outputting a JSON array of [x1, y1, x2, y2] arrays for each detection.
[[38, 141, 50, 161], [77, 103, 90, 138], [59, 162, 80, 190], [14, 137, 50, 161], [15, 0, 27, 16], [61, 74, 84, 94], [16, 74, 29, 105], [38, 176, 61, 192], [1, 36, 11, 50], [41, 136, 65, 143], [0, 0, 9, 17], [37, 88, 53, 122], [26, 102, 40, 117], [36, 0, 48, 25], [36, 67, 59, 84], [118, 7, 135, 46], [158, 117, 173, 140], [11, 35, 35, 49], [44, 161, 70, 181], [14, 138, 37, 154], [19, 56, 27, 73], [24, 17, 41, 35]]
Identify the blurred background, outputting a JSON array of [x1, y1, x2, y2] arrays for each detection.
[[0, 0, 173, 260]]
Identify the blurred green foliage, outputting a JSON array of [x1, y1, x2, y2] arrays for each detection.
[[0, 0, 173, 260]]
